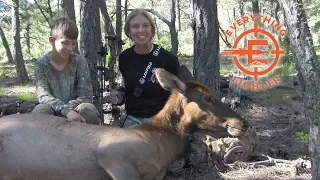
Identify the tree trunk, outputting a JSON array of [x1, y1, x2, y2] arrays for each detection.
[[25, 0, 31, 55], [252, 0, 263, 35], [116, 0, 122, 53], [233, 8, 237, 40], [124, 0, 128, 20], [47, 0, 53, 19], [98, 0, 115, 36], [12, 0, 29, 84], [0, 26, 14, 63], [80, 0, 100, 99], [177, 0, 181, 31], [151, 1, 160, 39], [26, 21, 31, 54], [169, 24, 178, 56], [170, 0, 178, 55], [252, 0, 259, 15], [96, 10, 102, 46], [238, 0, 244, 23], [61, 0, 76, 23], [61, 0, 78, 53], [238, 0, 246, 48], [191, 0, 220, 95], [272, 0, 281, 43], [278, 0, 320, 179]]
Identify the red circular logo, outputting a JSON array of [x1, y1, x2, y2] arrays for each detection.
[[222, 23, 285, 81]]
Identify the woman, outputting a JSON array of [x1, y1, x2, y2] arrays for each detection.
[[107, 9, 180, 128]]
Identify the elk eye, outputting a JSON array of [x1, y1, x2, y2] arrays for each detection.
[[205, 96, 211, 103], [205, 96, 215, 106]]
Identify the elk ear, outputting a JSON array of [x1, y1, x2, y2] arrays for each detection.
[[177, 65, 194, 81], [156, 68, 187, 95]]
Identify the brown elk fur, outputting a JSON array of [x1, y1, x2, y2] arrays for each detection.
[[0, 69, 248, 180]]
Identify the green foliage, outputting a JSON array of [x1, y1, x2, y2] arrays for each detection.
[[279, 38, 294, 66], [106, 53, 112, 64], [154, 37, 171, 51], [14, 85, 37, 101], [17, 91, 37, 101], [313, 21, 320, 33], [268, 63, 296, 78], [296, 131, 309, 145], [177, 29, 194, 56], [265, 37, 297, 78], [266, 88, 294, 105], [25, 64, 35, 77], [219, 56, 238, 76], [0, 0, 319, 75], [0, 63, 8, 78], [0, 88, 4, 96], [304, 0, 320, 46], [0, 0, 54, 63], [179, 56, 193, 71], [314, 44, 320, 60]]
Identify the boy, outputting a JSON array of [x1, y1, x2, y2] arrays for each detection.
[[32, 17, 100, 125]]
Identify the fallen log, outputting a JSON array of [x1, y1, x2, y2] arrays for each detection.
[[0, 101, 38, 117]]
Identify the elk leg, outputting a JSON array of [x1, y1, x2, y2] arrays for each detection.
[[99, 160, 141, 180], [155, 169, 166, 180], [107, 165, 141, 180]]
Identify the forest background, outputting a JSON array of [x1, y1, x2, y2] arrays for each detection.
[[1, 0, 320, 179]]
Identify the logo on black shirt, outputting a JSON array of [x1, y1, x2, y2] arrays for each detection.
[[153, 46, 161, 56], [139, 78, 145, 84], [153, 51, 159, 56], [140, 62, 153, 84]]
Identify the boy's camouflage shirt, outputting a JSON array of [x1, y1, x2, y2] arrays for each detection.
[[34, 52, 93, 117]]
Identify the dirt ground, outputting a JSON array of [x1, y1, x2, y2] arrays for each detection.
[[0, 74, 312, 180]]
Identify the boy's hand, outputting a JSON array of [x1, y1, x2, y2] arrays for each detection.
[[66, 110, 86, 123]]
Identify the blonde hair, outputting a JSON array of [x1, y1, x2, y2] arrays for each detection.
[[124, 9, 156, 40], [50, 17, 78, 39]]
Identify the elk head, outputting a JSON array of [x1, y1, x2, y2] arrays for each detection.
[[155, 68, 248, 137]]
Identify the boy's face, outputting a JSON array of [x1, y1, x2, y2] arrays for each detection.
[[49, 36, 77, 60]]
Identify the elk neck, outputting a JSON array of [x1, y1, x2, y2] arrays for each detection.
[[140, 92, 189, 136]]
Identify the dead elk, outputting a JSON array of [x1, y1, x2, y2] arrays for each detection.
[[0, 68, 248, 180]]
